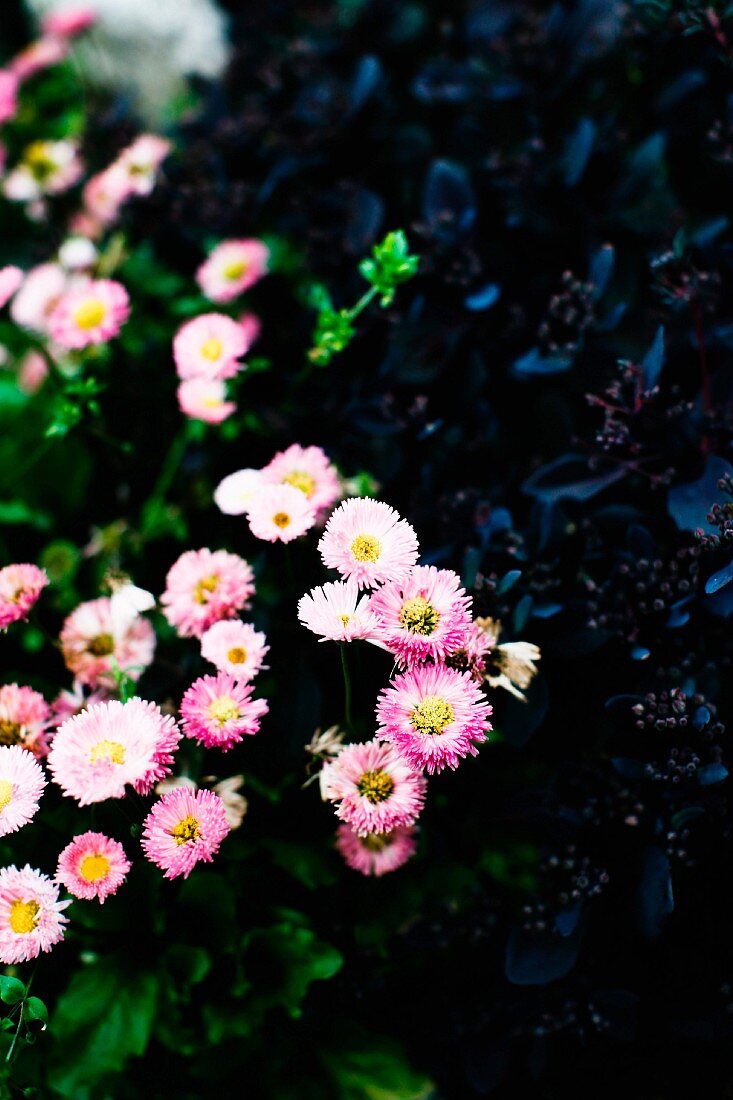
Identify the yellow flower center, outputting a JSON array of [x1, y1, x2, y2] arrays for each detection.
[[272, 512, 291, 528], [194, 574, 219, 604], [350, 534, 382, 563], [361, 832, 394, 852], [172, 815, 201, 845], [208, 696, 241, 725], [9, 899, 40, 935], [89, 739, 126, 765], [227, 646, 247, 664], [201, 337, 223, 361], [338, 614, 351, 626], [223, 259, 247, 280], [357, 769, 394, 804], [25, 141, 57, 181], [0, 720, 22, 747], [80, 854, 111, 882], [73, 299, 107, 330], [87, 632, 115, 657], [400, 596, 440, 636], [411, 695, 454, 735], [283, 470, 316, 498], [0, 779, 14, 811]]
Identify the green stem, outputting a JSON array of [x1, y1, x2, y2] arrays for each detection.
[[339, 644, 353, 733], [345, 286, 378, 322], [140, 423, 193, 533]]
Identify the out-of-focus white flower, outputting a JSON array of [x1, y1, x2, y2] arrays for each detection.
[[58, 236, 98, 271], [107, 578, 156, 636]]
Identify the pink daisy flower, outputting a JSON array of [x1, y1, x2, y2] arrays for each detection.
[[320, 739, 426, 836], [48, 697, 180, 805], [9, 262, 67, 333], [50, 681, 109, 729], [214, 468, 263, 515], [0, 746, 46, 837], [0, 866, 69, 965], [17, 350, 49, 394], [0, 266, 23, 309], [82, 166, 130, 227], [113, 134, 170, 196], [60, 596, 155, 689], [177, 378, 236, 424], [49, 278, 129, 349], [298, 579, 381, 643], [376, 664, 492, 775], [0, 683, 51, 758], [261, 444, 341, 513], [173, 314, 247, 381], [200, 620, 269, 682], [8, 38, 68, 83], [0, 70, 18, 126], [196, 239, 269, 303], [444, 619, 492, 682], [3, 140, 83, 203], [0, 562, 48, 629], [42, 5, 97, 38], [141, 787, 230, 880], [318, 498, 419, 589], [239, 312, 261, 349], [336, 823, 417, 877], [368, 565, 473, 667], [180, 672, 268, 751], [247, 484, 316, 543], [161, 548, 255, 639], [56, 831, 130, 903]]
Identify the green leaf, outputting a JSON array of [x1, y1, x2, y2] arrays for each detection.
[[0, 500, 51, 530], [321, 1028, 434, 1100], [244, 921, 343, 1017], [50, 955, 159, 1096], [22, 997, 48, 1030], [0, 976, 26, 1005]]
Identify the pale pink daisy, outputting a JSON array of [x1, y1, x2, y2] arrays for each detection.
[[0, 866, 69, 965], [318, 498, 419, 589], [196, 239, 269, 303], [246, 484, 316, 544], [0, 266, 22, 309], [336, 823, 417, 877], [0, 70, 18, 125], [0, 562, 48, 629], [3, 140, 83, 203], [82, 166, 130, 227], [368, 565, 473, 667], [320, 739, 426, 836], [0, 746, 46, 837], [48, 697, 180, 805], [113, 135, 171, 197], [173, 314, 247, 381], [50, 681, 109, 729], [0, 683, 51, 758], [200, 620, 269, 682], [376, 664, 492, 775], [239, 312, 261, 350], [17, 350, 49, 394], [298, 579, 381, 643], [180, 672, 268, 751], [177, 378, 236, 424], [261, 444, 341, 512], [60, 596, 155, 689], [42, 5, 97, 38], [49, 278, 129, 349], [141, 787, 230, 880], [56, 831, 130, 903], [214, 468, 263, 515], [9, 262, 67, 333], [161, 548, 255, 639], [9, 38, 67, 83]]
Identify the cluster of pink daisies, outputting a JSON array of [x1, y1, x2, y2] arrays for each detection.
[[298, 497, 501, 877], [0, 538, 267, 966]]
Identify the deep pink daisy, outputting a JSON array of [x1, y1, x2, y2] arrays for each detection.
[[298, 579, 381, 643], [335, 823, 417, 877], [0, 683, 51, 758], [173, 313, 247, 381], [0, 562, 48, 629], [200, 620, 269, 682], [141, 787, 230, 880], [196, 239, 269, 303], [0, 865, 69, 965], [161, 548, 255, 639], [48, 697, 181, 805], [261, 444, 341, 513], [180, 672, 268, 751], [60, 596, 155, 690], [0, 745, 46, 837], [49, 278, 129, 349], [376, 664, 492, 775], [320, 739, 426, 836], [56, 831, 130, 903], [368, 565, 473, 667], [318, 498, 419, 589]]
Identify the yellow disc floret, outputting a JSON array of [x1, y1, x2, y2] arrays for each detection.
[[73, 299, 107, 330], [89, 739, 126, 765], [410, 696, 454, 735], [9, 899, 40, 935], [350, 534, 382, 563], [357, 769, 395, 804], [0, 779, 14, 811], [399, 596, 440, 636], [80, 854, 110, 882], [172, 815, 201, 845]]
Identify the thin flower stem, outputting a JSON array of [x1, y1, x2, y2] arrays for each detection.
[[339, 643, 354, 733], [345, 285, 379, 322], [140, 422, 195, 532]]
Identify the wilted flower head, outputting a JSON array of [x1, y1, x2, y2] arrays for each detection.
[[318, 498, 419, 588], [0, 865, 69, 964], [261, 444, 341, 513], [0, 683, 51, 757], [209, 774, 248, 829], [298, 579, 381, 642], [0, 562, 48, 629], [196, 239, 269, 303], [56, 831, 130, 903], [60, 595, 155, 689], [141, 787, 230, 880], [479, 618, 541, 701], [49, 278, 129, 349], [180, 672, 268, 751], [161, 548, 255, 638], [0, 745, 46, 837], [336, 823, 417, 877], [247, 484, 316, 543]]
